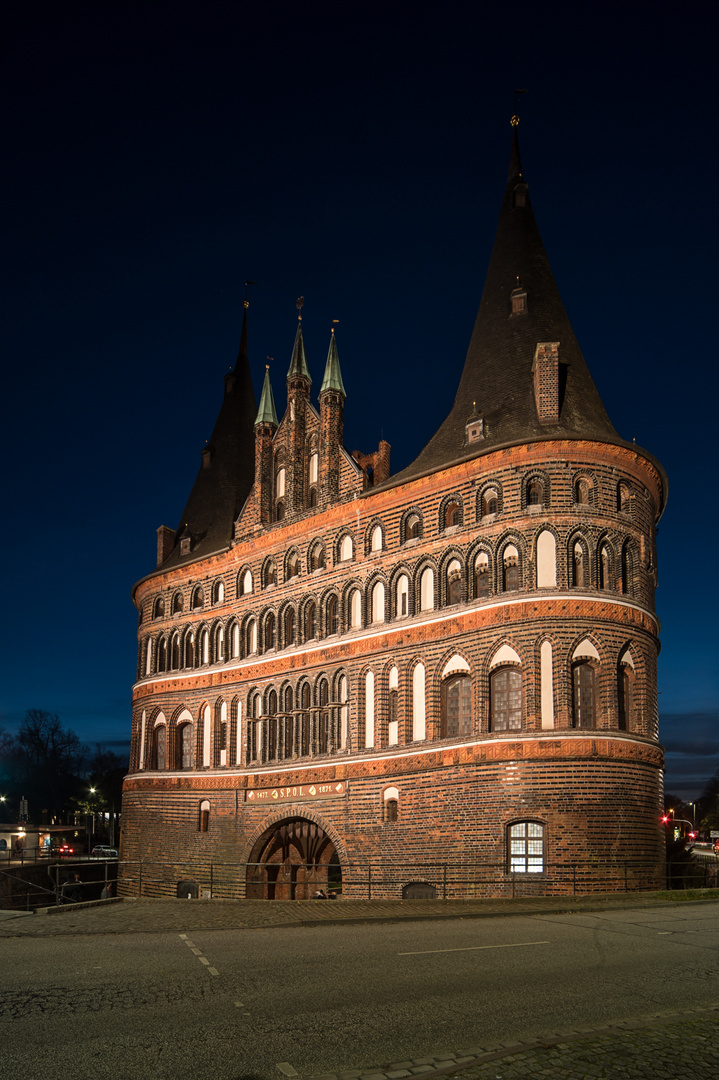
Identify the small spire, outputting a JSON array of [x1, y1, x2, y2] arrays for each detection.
[[508, 89, 527, 182], [255, 363, 278, 426], [287, 301, 311, 382], [320, 322, 346, 396]]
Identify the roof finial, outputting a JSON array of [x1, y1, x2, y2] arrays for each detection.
[[511, 88, 527, 127], [296, 296, 305, 322], [331, 318, 339, 335], [244, 280, 256, 309]]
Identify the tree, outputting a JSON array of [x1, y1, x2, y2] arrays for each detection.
[[8, 709, 86, 820]]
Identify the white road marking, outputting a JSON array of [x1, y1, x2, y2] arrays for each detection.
[[276, 1063, 299, 1077], [199, 956, 210, 965], [208, 967, 219, 976], [179, 933, 219, 974], [398, 940, 550, 956]]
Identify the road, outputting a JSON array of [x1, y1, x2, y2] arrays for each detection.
[[2, 902, 719, 1079]]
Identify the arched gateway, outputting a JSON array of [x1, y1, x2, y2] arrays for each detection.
[[246, 816, 342, 899]]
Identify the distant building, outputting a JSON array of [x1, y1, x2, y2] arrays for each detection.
[[121, 121, 667, 899]]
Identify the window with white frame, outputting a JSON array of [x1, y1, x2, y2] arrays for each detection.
[[508, 821, 544, 873]]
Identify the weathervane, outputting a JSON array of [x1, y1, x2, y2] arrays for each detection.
[[244, 279, 256, 309], [511, 88, 527, 127], [296, 296, 305, 321], [331, 318, 339, 335]]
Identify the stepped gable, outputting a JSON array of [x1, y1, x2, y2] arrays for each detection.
[[394, 121, 619, 483], [162, 306, 257, 567]]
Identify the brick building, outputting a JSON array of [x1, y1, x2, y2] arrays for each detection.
[[121, 121, 667, 899]]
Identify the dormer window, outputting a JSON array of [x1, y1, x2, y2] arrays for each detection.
[[510, 285, 527, 315], [180, 537, 191, 556], [513, 182, 528, 207]]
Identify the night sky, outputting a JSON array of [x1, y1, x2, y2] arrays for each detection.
[[2, 3, 717, 801]]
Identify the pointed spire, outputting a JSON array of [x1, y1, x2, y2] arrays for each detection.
[[255, 364, 278, 426], [287, 298, 311, 382], [393, 120, 618, 483], [320, 326, 346, 396]]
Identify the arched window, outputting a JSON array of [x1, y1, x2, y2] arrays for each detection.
[[245, 618, 257, 655], [573, 663, 596, 728], [275, 466, 286, 520], [200, 628, 210, 665], [264, 613, 276, 652], [474, 553, 490, 598], [444, 500, 461, 529], [575, 478, 590, 505], [503, 546, 519, 591], [284, 607, 296, 646], [171, 633, 181, 670], [172, 592, 184, 615], [185, 632, 195, 669], [266, 689, 278, 760], [178, 723, 194, 770], [238, 568, 253, 596], [388, 667, 399, 745], [191, 586, 204, 610], [286, 552, 300, 579], [396, 574, 409, 617], [212, 579, 224, 605], [300, 682, 311, 756], [157, 637, 168, 672], [263, 559, 277, 587], [618, 482, 631, 513], [405, 513, 421, 541], [153, 596, 165, 620], [309, 451, 319, 485], [310, 543, 326, 572], [305, 601, 317, 640], [599, 544, 612, 590], [153, 725, 167, 770], [527, 479, 543, 507], [420, 567, 434, 611], [229, 621, 240, 659], [199, 800, 210, 833], [214, 624, 224, 663], [446, 559, 462, 605], [508, 822, 544, 873], [326, 595, 339, 635], [621, 541, 635, 596], [370, 524, 383, 552], [442, 674, 472, 737], [339, 534, 353, 561], [482, 488, 498, 517], [318, 678, 329, 754], [371, 581, 385, 623], [275, 500, 285, 522], [536, 530, 556, 588], [349, 588, 362, 629], [618, 652, 635, 731], [384, 787, 399, 822], [572, 542, 588, 588], [490, 668, 522, 731]]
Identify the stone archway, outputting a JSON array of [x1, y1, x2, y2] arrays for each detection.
[[246, 816, 341, 900]]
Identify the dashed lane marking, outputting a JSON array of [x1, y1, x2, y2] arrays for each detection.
[[276, 1063, 299, 1077], [179, 933, 219, 975], [398, 939, 550, 956]]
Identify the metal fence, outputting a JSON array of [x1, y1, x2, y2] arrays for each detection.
[[115, 856, 719, 902], [3, 855, 717, 911]]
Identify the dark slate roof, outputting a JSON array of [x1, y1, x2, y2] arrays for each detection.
[[159, 308, 257, 569], [392, 126, 619, 483]]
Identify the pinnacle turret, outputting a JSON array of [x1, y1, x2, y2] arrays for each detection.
[[287, 311, 311, 384], [320, 328, 346, 396], [255, 365, 278, 426]]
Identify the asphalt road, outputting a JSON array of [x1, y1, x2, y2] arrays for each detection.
[[3, 903, 719, 1080]]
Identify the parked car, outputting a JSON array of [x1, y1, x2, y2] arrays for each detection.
[[91, 846, 118, 858]]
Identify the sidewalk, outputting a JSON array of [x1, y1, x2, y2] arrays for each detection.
[[1, 888, 717, 937]]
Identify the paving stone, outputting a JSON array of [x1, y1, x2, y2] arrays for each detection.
[[385, 1072, 411, 1078], [387, 1064, 414, 1072]]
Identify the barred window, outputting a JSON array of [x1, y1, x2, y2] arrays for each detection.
[[508, 822, 544, 873], [573, 662, 596, 728], [442, 674, 472, 737]]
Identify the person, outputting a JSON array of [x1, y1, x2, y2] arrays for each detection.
[[100, 881, 114, 900]]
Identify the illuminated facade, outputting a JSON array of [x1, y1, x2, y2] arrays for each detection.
[[121, 123, 667, 899]]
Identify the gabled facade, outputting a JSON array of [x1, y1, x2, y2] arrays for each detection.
[[121, 122, 667, 900]]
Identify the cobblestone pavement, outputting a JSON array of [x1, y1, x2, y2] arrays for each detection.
[[3, 894, 719, 1078], [1, 890, 718, 937], [304, 1010, 719, 1080]]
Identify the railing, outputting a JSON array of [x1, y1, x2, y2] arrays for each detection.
[[0, 859, 118, 911], [114, 855, 719, 902]]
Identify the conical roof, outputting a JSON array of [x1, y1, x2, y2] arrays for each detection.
[[287, 318, 311, 382], [394, 124, 619, 482], [320, 329, 346, 395], [162, 306, 257, 567], [255, 364, 279, 425]]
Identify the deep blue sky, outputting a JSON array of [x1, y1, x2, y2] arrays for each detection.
[[2, 3, 717, 800]]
